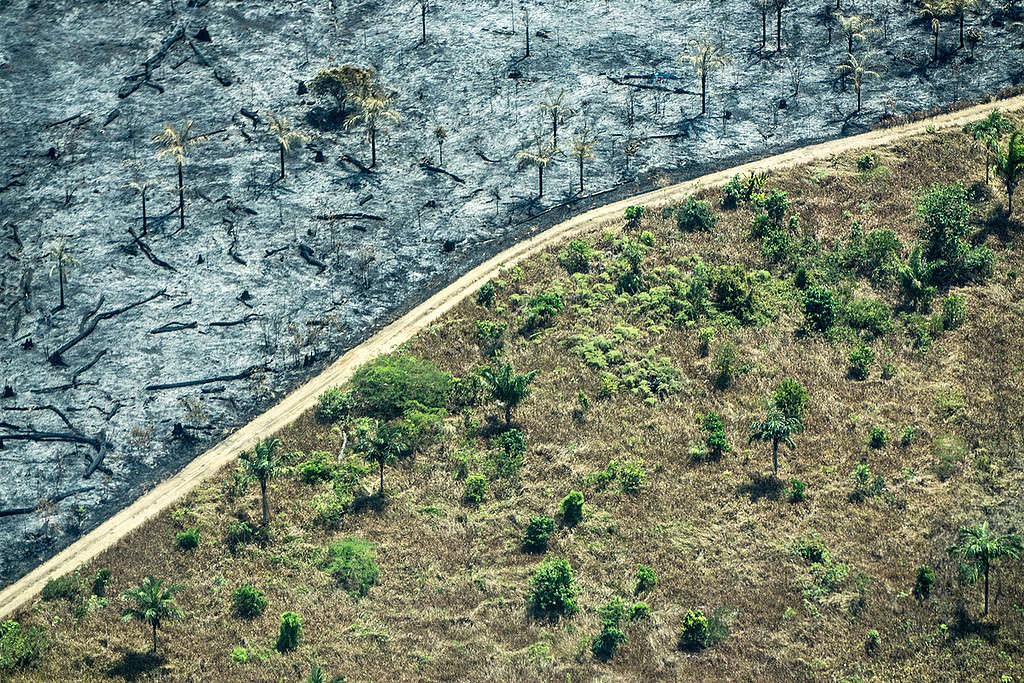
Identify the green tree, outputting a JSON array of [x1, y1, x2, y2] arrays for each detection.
[[356, 420, 410, 494], [120, 576, 184, 654], [995, 129, 1024, 214], [899, 246, 938, 311], [239, 437, 281, 527], [151, 120, 207, 234], [749, 407, 800, 475], [268, 114, 309, 180], [480, 361, 540, 425], [962, 109, 1013, 184], [948, 522, 1022, 616]]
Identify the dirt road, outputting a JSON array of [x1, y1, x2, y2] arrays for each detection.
[[2, 95, 1021, 621]]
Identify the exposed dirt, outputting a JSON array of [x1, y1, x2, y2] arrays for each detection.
[[2, 0, 1024, 590]]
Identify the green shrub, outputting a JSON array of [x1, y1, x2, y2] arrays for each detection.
[[523, 290, 565, 332], [0, 620, 46, 672], [558, 239, 593, 274], [712, 265, 756, 323], [793, 532, 831, 564], [617, 459, 647, 492], [635, 565, 658, 594], [475, 319, 507, 358], [491, 428, 526, 459], [311, 491, 347, 529], [226, 521, 255, 549], [931, 434, 965, 482], [462, 473, 489, 505], [275, 612, 302, 652], [349, 355, 451, 420], [229, 646, 248, 664], [529, 557, 578, 617], [900, 426, 918, 446], [701, 412, 730, 460], [629, 601, 651, 620], [721, 174, 744, 209], [92, 569, 111, 597], [861, 229, 904, 283], [597, 372, 619, 399], [794, 265, 810, 289], [913, 565, 935, 599], [915, 183, 992, 286], [591, 623, 627, 661], [522, 516, 556, 553], [868, 427, 888, 449], [298, 455, 334, 484], [857, 153, 875, 171], [175, 527, 200, 550], [846, 297, 892, 338], [773, 378, 809, 424], [675, 196, 718, 232], [326, 537, 380, 598], [803, 286, 837, 332], [315, 388, 350, 423], [697, 327, 715, 357], [679, 609, 711, 650], [41, 573, 81, 602], [712, 341, 741, 389], [942, 294, 967, 330], [865, 628, 881, 653], [851, 462, 885, 501], [789, 479, 807, 503], [560, 490, 584, 526], [624, 205, 645, 229], [848, 343, 874, 380], [232, 583, 267, 618], [477, 280, 497, 306], [599, 596, 630, 625]]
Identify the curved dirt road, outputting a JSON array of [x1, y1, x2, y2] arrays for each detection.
[[2, 95, 1022, 621]]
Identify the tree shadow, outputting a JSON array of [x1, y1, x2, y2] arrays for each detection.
[[950, 601, 1002, 644], [304, 105, 346, 132], [736, 472, 784, 502], [106, 650, 164, 681]]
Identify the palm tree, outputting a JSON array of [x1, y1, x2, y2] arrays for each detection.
[[46, 240, 79, 311], [837, 14, 879, 54], [434, 125, 448, 166], [899, 245, 937, 311], [680, 39, 732, 116], [995, 129, 1024, 214], [346, 90, 400, 168], [773, 0, 791, 51], [516, 135, 557, 198], [569, 125, 598, 194], [539, 90, 574, 146], [748, 407, 800, 475], [121, 576, 184, 654], [239, 437, 281, 527], [357, 420, 410, 494], [948, 522, 1022, 615], [268, 115, 310, 179], [920, 0, 950, 61], [126, 178, 153, 236], [752, 0, 773, 50], [836, 51, 881, 113], [963, 109, 1013, 183], [152, 120, 207, 234], [951, 0, 979, 48], [414, 0, 428, 43], [480, 361, 540, 426]]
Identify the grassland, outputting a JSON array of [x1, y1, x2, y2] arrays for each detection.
[[6, 121, 1024, 682]]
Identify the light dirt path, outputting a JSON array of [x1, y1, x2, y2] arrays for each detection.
[[3, 95, 1022, 620]]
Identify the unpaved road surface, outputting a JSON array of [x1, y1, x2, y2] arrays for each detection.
[[2, 94, 1022, 621]]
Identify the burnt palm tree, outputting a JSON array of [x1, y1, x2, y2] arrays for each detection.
[[570, 125, 598, 194], [837, 13, 880, 54], [752, 0, 773, 50], [414, 0, 428, 43], [125, 177, 154, 236], [539, 90, 574, 146], [920, 0, 950, 61], [268, 114, 310, 179], [346, 90, 400, 168], [516, 134, 557, 198], [773, 0, 791, 51], [434, 125, 448, 166], [951, 0, 979, 48], [46, 240, 79, 311], [836, 51, 881, 112], [309, 64, 376, 122], [681, 38, 732, 115], [152, 121, 207, 234]]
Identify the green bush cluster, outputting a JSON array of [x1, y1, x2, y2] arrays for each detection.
[[789, 478, 807, 503], [522, 516, 556, 553], [845, 297, 892, 338], [349, 355, 451, 421], [591, 458, 647, 493], [298, 453, 335, 484], [560, 490, 584, 526], [851, 462, 886, 501], [914, 183, 992, 287], [475, 319, 507, 358], [913, 565, 935, 599], [942, 294, 967, 330], [673, 195, 718, 232], [462, 473, 489, 505], [41, 573, 82, 603], [845, 225, 903, 284], [803, 286, 837, 332], [868, 427, 888, 449], [591, 595, 648, 661], [634, 565, 658, 594], [529, 557, 578, 618], [848, 343, 875, 380], [275, 612, 302, 653], [315, 388, 351, 423], [558, 239, 593, 274], [174, 527, 200, 550], [326, 537, 380, 598], [477, 280, 497, 307], [232, 583, 267, 618], [0, 620, 46, 672], [700, 412, 730, 460]]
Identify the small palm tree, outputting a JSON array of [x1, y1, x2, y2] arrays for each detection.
[[121, 576, 184, 654], [963, 109, 1013, 183], [434, 125, 448, 166], [836, 51, 881, 113], [748, 407, 800, 476], [680, 38, 732, 115], [539, 90, 574, 146], [569, 125, 598, 194], [268, 115, 310, 180], [346, 90, 400, 168], [995, 129, 1024, 214], [516, 135, 557, 198], [899, 245, 938, 311], [480, 361, 540, 426], [948, 522, 1022, 616], [357, 420, 410, 494], [837, 13, 880, 54], [46, 240, 79, 311], [920, 0, 950, 61], [152, 120, 207, 234], [239, 437, 281, 527]]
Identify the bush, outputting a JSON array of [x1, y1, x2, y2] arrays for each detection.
[[697, 327, 714, 357], [591, 623, 627, 661], [226, 520, 255, 549], [860, 229, 904, 283], [857, 153, 875, 171], [868, 427, 888, 449], [616, 459, 647, 492], [845, 297, 892, 338], [803, 286, 837, 332], [462, 473, 489, 505], [522, 516, 556, 553], [773, 378, 809, 424], [701, 412, 730, 460], [721, 174, 744, 209], [913, 565, 935, 599], [712, 265, 756, 323], [623, 205, 645, 229], [597, 372, 619, 399], [558, 239, 593, 274], [523, 290, 565, 332], [851, 462, 885, 501], [560, 490, 584, 526], [491, 428, 526, 460], [900, 425, 918, 446], [298, 455, 334, 484], [629, 601, 651, 620], [326, 538, 380, 598], [675, 196, 718, 232], [232, 583, 267, 618], [41, 573, 81, 602], [0, 620, 46, 672], [713, 341, 741, 389], [848, 343, 874, 381], [942, 294, 967, 330], [679, 609, 711, 650], [175, 527, 200, 550], [477, 280, 496, 306], [529, 557, 578, 617], [230, 646, 248, 663], [789, 479, 807, 503], [315, 388, 350, 423], [865, 628, 881, 653], [275, 612, 302, 652], [349, 355, 451, 421], [915, 183, 992, 286], [635, 565, 658, 594], [92, 569, 111, 597]]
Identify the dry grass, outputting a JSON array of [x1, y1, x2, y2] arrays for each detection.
[[10, 124, 1024, 682]]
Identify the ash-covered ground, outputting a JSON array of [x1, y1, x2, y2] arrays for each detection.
[[1, 0, 1021, 586]]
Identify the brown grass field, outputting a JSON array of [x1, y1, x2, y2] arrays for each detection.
[[7, 122, 1024, 682]]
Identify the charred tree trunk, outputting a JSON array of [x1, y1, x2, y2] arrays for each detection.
[[177, 163, 185, 233]]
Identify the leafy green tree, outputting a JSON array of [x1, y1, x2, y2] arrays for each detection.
[[948, 522, 1022, 615], [995, 129, 1024, 214], [899, 246, 938, 311], [239, 437, 281, 527], [480, 361, 540, 425], [529, 557, 579, 618], [749, 407, 800, 475], [772, 377, 809, 426], [963, 109, 1013, 184], [355, 420, 410, 495], [120, 576, 184, 654], [914, 183, 990, 285], [276, 612, 302, 652]]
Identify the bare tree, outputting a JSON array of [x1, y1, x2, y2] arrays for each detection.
[[434, 125, 448, 166], [569, 125, 598, 194], [125, 176, 154, 236], [773, 0, 791, 51], [414, 0, 428, 44], [752, 0, 773, 50], [151, 120, 207, 234], [516, 134, 557, 197], [680, 38, 732, 115], [951, 0, 979, 48], [267, 114, 310, 179], [836, 51, 881, 112], [46, 240, 79, 311]]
